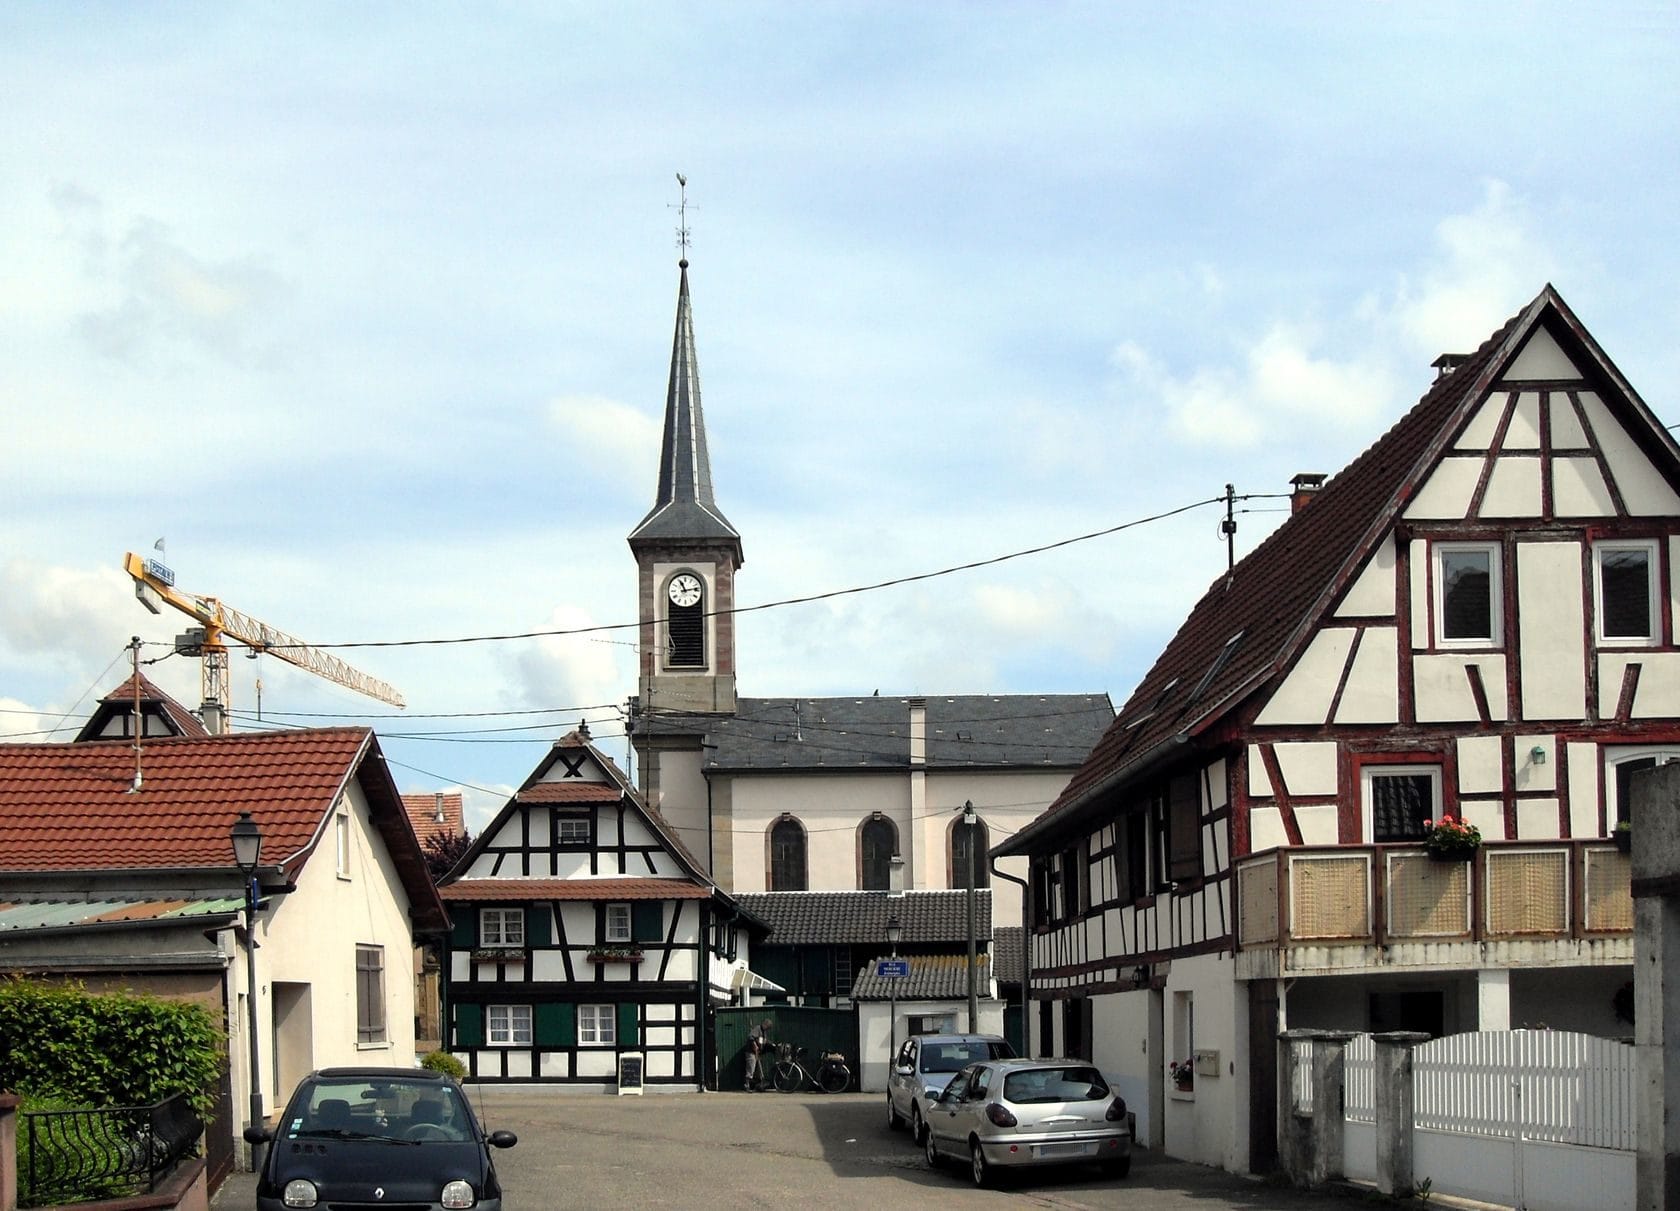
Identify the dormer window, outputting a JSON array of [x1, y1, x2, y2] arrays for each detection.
[[665, 572, 706, 668]]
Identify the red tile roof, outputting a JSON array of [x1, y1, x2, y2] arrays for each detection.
[[1002, 286, 1673, 853], [401, 791, 465, 848], [439, 878, 710, 902], [515, 783, 620, 804]]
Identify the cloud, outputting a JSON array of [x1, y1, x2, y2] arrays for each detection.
[[544, 395, 660, 493], [0, 697, 63, 743], [505, 604, 627, 715]]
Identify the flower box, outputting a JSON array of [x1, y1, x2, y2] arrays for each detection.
[[1423, 814, 1481, 862], [1168, 1058, 1194, 1091], [586, 948, 644, 964], [473, 948, 526, 963]]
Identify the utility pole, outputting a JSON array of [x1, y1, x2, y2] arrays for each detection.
[[964, 800, 979, 1032]]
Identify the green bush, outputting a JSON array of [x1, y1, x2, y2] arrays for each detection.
[[420, 1050, 467, 1079], [15, 1091, 137, 1206], [0, 979, 225, 1115]]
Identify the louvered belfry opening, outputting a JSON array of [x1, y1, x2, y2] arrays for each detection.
[[667, 601, 705, 667]]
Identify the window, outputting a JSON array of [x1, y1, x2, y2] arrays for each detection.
[[335, 811, 351, 878], [1362, 764, 1442, 842], [950, 814, 990, 889], [578, 1003, 616, 1046], [860, 815, 898, 891], [769, 816, 807, 891], [1607, 747, 1680, 827], [1117, 810, 1148, 902], [666, 573, 706, 668], [556, 815, 590, 845], [487, 1004, 532, 1046], [605, 903, 632, 943], [1168, 772, 1202, 882], [356, 945, 386, 1045], [1434, 543, 1501, 645], [1595, 541, 1658, 644], [480, 907, 525, 948]]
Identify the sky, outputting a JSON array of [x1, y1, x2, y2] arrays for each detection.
[[3, 4, 1677, 833]]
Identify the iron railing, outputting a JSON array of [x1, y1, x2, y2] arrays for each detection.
[[20, 1092, 202, 1207]]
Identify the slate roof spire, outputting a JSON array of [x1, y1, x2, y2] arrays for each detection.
[[628, 257, 743, 557]]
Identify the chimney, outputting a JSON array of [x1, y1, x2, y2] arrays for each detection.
[[578, 718, 591, 739], [1432, 352, 1469, 380], [1290, 473, 1327, 514], [433, 792, 445, 823]]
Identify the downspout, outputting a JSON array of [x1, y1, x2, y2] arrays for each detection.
[[990, 859, 1030, 1055], [698, 900, 712, 1091]]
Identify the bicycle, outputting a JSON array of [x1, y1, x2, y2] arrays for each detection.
[[771, 1043, 851, 1093]]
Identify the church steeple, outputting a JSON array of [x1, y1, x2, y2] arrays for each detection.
[[628, 253, 742, 718]]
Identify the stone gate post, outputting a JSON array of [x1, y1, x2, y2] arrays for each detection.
[[1632, 763, 1680, 1211], [1371, 1031, 1428, 1197]]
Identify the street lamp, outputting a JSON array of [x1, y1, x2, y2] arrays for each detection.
[[230, 811, 264, 1148], [886, 914, 902, 1073]]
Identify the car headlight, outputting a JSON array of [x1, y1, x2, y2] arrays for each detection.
[[442, 1178, 477, 1208], [281, 1179, 318, 1208]]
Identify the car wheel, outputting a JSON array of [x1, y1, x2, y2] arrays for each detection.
[[886, 1095, 904, 1131], [969, 1139, 992, 1188], [1101, 1155, 1132, 1179], [910, 1105, 923, 1145], [923, 1126, 941, 1169]]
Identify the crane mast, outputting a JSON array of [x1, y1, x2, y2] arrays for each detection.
[[124, 552, 405, 733]]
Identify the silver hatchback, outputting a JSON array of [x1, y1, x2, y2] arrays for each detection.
[[885, 1033, 1014, 1143], [921, 1058, 1131, 1186]]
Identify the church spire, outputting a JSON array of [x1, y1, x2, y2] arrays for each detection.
[[627, 253, 743, 558]]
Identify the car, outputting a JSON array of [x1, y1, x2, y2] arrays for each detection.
[[885, 1032, 1014, 1143], [920, 1057, 1131, 1187], [244, 1066, 517, 1210]]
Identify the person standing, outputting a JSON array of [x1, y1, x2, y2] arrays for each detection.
[[743, 1018, 772, 1091]]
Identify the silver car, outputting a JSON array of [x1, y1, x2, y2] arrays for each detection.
[[885, 1033, 1014, 1143], [921, 1058, 1131, 1186]]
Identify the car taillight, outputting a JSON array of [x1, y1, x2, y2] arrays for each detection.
[[1105, 1096, 1128, 1122], [985, 1103, 1018, 1128]]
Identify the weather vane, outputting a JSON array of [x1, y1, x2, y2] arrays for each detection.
[[673, 172, 691, 261]]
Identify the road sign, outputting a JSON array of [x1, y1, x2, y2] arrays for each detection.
[[877, 959, 909, 978]]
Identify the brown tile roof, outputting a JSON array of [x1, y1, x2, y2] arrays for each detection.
[[515, 783, 620, 805], [734, 890, 992, 946], [1001, 286, 1665, 853], [401, 792, 465, 849], [439, 877, 710, 902]]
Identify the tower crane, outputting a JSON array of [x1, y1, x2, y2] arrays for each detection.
[[124, 551, 405, 734]]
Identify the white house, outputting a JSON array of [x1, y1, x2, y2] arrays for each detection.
[[997, 286, 1654, 1174]]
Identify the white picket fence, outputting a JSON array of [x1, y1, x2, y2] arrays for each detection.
[[1341, 1030, 1635, 1211]]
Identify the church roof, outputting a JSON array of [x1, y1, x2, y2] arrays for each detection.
[[627, 260, 742, 555], [640, 693, 1113, 771], [734, 889, 991, 946]]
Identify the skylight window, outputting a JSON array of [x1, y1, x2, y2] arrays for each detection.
[[1186, 633, 1244, 708]]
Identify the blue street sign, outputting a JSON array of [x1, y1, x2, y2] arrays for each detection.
[[877, 959, 909, 978]]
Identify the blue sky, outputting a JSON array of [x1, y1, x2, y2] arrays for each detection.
[[3, 4, 1676, 830]]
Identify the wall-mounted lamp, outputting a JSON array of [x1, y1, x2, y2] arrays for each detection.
[[1530, 746, 1548, 765]]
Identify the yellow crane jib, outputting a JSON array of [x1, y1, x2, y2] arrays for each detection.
[[123, 552, 406, 729]]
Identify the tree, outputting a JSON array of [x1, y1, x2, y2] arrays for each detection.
[[422, 829, 471, 883]]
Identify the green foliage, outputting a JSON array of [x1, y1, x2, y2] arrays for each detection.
[[420, 1049, 467, 1079], [0, 979, 225, 1115], [16, 1092, 136, 1206]]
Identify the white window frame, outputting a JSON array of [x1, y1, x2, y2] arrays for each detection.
[[579, 1003, 616, 1046], [1433, 542, 1502, 647], [487, 1004, 533, 1046], [604, 903, 632, 943], [1605, 746, 1680, 827], [1593, 540, 1660, 646], [556, 816, 590, 845], [480, 907, 525, 948], [1360, 764, 1444, 843], [335, 810, 351, 879]]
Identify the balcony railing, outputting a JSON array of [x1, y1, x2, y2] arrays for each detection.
[[1236, 840, 1631, 951]]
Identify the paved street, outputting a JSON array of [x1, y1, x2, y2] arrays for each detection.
[[212, 1088, 1405, 1210]]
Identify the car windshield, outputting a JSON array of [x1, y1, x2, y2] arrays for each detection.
[[1002, 1066, 1111, 1104], [919, 1040, 1014, 1074], [283, 1077, 473, 1143]]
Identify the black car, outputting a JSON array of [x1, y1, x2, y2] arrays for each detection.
[[245, 1066, 516, 1210]]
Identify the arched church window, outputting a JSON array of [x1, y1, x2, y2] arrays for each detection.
[[665, 572, 706, 668], [769, 816, 807, 891], [950, 813, 991, 889], [859, 814, 898, 891]]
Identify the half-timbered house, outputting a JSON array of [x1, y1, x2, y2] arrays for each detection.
[[996, 286, 1659, 1173], [438, 725, 763, 1088]]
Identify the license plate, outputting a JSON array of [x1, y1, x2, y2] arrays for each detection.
[[1033, 1142, 1095, 1159]]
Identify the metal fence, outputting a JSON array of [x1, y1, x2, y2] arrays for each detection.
[[20, 1092, 202, 1207]]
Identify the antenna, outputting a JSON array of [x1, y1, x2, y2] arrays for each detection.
[[672, 172, 692, 262]]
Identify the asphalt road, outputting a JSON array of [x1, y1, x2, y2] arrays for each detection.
[[212, 1089, 1404, 1210]]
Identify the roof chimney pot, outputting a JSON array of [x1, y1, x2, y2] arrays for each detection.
[[1289, 472, 1327, 515]]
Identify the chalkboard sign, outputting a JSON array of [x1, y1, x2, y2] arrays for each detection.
[[617, 1051, 644, 1095]]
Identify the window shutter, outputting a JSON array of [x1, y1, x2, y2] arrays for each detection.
[[1168, 774, 1201, 881], [526, 907, 552, 947], [616, 1002, 640, 1045], [535, 1001, 574, 1046], [631, 902, 663, 943], [454, 1003, 483, 1048], [450, 910, 475, 949]]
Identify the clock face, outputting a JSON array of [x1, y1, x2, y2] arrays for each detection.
[[668, 573, 703, 608]]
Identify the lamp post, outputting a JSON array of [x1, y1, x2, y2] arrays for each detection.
[[886, 914, 902, 1074], [963, 800, 978, 1032], [230, 811, 264, 1146]]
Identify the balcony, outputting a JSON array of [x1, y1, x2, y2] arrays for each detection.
[[1233, 840, 1632, 980]]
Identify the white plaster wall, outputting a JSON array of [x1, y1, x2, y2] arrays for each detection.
[[1456, 735, 1503, 795], [727, 772, 910, 893], [1335, 539, 1397, 617], [1479, 456, 1542, 517], [1502, 393, 1543, 448], [1598, 651, 1680, 718], [857, 998, 1005, 1092], [1161, 954, 1246, 1172], [1414, 655, 1506, 722], [1549, 393, 1588, 445], [1294, 804, 1339, 845], [1250, 806, 1289, 852], [1091, 987, 1154, 1147], [1514, 736, 1555, 793], [1254, 629, 1353, 725], [1504, 329, 1579, 380], [1516, 542, 1587, 720], [1404, 457, 1482, 520], [653, 747, 711, 877], [1453, 396, 1503, 451], [1566, 741, 1602, 839], [1457, 799, 1507, 841], [1334, 627, 1399, 724], [1516, 798, 1560, 839], [1552, 457, 1615, 517], [1246, 746, 1273, 798], [265, 780, 418, 1090], [1273, 743, 1337, 797], [1583, 393, 1680, 515]]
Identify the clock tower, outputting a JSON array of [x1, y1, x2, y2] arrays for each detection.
[[627, 257, 743, 720]]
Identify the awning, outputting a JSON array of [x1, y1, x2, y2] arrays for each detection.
[[730, 968, 787, 993]]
